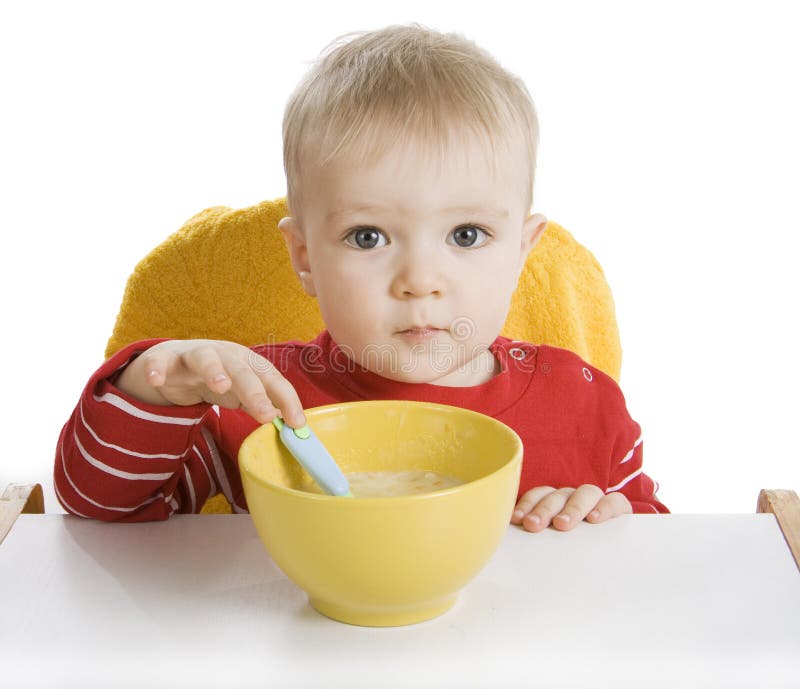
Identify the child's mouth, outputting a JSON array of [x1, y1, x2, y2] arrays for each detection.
[[396, 326, 445, 341]]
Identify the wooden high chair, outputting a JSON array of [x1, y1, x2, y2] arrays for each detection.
[[1, 483, 44, 544]]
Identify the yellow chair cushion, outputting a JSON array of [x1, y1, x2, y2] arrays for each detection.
[[106, 197, 622, 514], [200, 493, 234, 515]]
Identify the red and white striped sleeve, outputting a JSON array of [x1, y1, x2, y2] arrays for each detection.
[[606, 428, 669, 514], [53, 340, 227, 522], [569, 354, 669, 515]]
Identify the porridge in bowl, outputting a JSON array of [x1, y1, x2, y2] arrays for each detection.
[[303, 470, 463, 497]]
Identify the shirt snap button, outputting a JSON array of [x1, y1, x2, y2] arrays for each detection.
[[509, 347, 527, 360], [582, 367, 593, 382]]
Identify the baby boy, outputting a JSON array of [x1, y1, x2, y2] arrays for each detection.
[[54, 24, 668, 529]]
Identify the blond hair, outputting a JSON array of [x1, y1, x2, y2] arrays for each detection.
[[282, 24, 540, 220]]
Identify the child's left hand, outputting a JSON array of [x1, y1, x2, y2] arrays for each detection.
[[511, 485, 632, 532]]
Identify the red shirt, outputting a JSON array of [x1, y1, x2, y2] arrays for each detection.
[[54, 331, 668, 521]]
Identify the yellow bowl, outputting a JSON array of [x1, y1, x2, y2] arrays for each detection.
[[239, 400, 522, 627]]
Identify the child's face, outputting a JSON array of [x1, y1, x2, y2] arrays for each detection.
[[280, 131, 547, 386]]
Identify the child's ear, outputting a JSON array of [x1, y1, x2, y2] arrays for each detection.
[[517, 213, 548, 276], [278, 216, 317, 297]]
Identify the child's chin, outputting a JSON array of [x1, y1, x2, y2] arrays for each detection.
[[360, 362, 443, 385], [386, 371, 441, 385], [373, 365, 481, 387], [356, 347, 498, 386]]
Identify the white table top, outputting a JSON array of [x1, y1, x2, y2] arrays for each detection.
[[2, 513, 799, 689]]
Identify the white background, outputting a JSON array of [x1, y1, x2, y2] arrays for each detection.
[[1, 1, 797, 514]]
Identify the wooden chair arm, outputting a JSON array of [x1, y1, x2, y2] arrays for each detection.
[[0, 483, 44, 545], [757, 489, 800, 571]]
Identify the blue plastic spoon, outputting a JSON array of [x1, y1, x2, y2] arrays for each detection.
[[272, 417, 353, 497]]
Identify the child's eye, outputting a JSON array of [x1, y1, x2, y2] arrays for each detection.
[[448, 225, 490, 248], [344, 226, 388, 249]]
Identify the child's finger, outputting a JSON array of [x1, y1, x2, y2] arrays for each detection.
[[183, 345, 233, 393], [520, 488, 574, 532], [552, 484, 605, 531], [511, 486, 556, 524], [247, 353, 306, 428], [225, 364, 282, 424], [139, 347, 180, 387], [585, 491, 633, 523]]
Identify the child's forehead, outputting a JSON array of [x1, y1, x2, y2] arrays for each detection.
[[293, 124, 533, 223], [329, 123, 517, 170], [307, 159, 527, 228], [310, 129, 526, 193]]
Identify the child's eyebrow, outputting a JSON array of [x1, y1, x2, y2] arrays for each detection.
[[327, 205, 509, 221]]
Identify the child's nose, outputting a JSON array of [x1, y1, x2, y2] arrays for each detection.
[[390, 248, 445, 298]]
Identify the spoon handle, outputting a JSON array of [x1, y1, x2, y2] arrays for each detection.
[[272, 418, 353, 497]]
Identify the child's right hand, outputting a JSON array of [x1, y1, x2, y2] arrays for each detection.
[[114, 339, 306, 427]]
